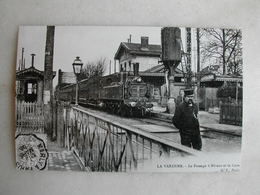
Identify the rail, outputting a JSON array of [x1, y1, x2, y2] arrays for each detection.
[[59, 103, 201, 172]]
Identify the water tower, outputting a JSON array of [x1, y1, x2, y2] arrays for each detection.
[[161, 27, 182, 113]]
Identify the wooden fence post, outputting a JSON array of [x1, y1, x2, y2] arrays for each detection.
[[219, 101, 223, 124]]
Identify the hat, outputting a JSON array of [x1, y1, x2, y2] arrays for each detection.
[[184, 89, 194, 96]]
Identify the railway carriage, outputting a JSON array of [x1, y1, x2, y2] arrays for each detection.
[[57, 64, 153, 117]]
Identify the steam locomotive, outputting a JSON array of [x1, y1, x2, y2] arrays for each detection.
[[57, 63, 153, 117]]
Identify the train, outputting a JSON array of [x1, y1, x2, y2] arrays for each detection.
[[56, 63, 153, 117]]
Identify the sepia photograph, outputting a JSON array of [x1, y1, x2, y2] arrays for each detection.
[[15, 26, 243, 172]]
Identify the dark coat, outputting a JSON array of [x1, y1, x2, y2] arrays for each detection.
[[172, 101, 200, 135]]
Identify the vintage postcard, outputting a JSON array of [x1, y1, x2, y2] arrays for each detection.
[[15, 26, 242, 172]]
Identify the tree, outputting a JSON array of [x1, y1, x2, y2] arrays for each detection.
[[78, 57, 106, 81], [201, 28, 242, 75]]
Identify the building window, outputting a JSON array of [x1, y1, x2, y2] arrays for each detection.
[[124, 62, 126, 71], [27, 83, 37, 94], [19, 83, 24, 94], [27, 83, 32, 94], [33, 83, 37, 94]]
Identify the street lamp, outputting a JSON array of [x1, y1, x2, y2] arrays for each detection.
[[72, 56, 83, 106]]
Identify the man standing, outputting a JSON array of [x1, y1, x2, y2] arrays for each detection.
[[172, 89, 202, 150], [175, 89, 184, 108]]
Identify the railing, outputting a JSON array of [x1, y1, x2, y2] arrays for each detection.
[[16, 101, 44, 133], [219, 102, 242, 126], [58, 103, 201, 172]]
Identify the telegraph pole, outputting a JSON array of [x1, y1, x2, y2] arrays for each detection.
[[44, 26, 55, 138], [196, 28, 201, 109], [197, 28, 200, 73], [186, 27, 192, 88], [222, 29, 226, 75]]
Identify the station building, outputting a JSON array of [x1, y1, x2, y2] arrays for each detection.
[[114, 36, 185, 104], [114, 36, 161, 72]]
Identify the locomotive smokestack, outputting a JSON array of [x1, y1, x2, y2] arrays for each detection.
[[133, 63, 139, 76], [31, 54, 35, 68]]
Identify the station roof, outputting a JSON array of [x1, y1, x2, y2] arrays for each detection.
[[114, 42, 161, 60], [58, 71, 76, 84], [144, 64, 183, 74], [200, 73, 243, 83], [16, 66, 56, 80]]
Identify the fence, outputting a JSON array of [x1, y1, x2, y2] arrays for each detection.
[[57, 102, 201, 172], [205, 98, 242, 111], [16, 101, 44, 133], [219, 102, 242, 126]]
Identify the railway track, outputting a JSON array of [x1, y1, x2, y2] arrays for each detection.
[[77, 105, 241, 153], [144, 115, 241, 137], [132, 116, 175, 129], [80, 104, 241, 137]]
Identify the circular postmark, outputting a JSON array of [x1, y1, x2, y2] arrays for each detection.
[[16, 133, 48, 170]]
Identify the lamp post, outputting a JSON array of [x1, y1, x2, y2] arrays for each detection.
[[72, 56, 83, 106]]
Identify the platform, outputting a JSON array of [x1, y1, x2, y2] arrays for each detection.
[[47, 137, 83, 171]]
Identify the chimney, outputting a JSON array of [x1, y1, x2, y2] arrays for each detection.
[[141, 36, 149, 49], [21, 48, 24, 70], [31, 54, 35, 68]]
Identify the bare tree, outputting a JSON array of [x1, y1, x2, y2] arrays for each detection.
[[78, 57, 106, 80], [201, 28, 242, 75]]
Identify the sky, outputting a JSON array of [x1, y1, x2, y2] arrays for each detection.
[[16, 26, 199, 86]]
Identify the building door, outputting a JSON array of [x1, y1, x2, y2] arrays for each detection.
[[24, 80, 37, 102]]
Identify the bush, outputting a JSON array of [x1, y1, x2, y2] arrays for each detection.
[[217, 85, 242, 99]]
